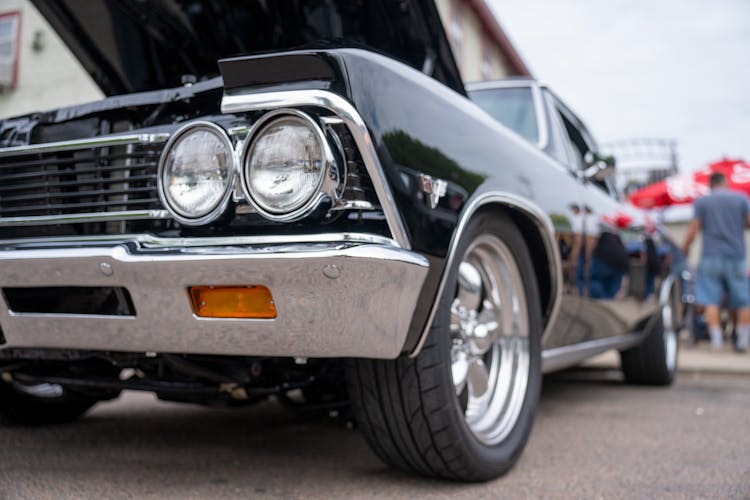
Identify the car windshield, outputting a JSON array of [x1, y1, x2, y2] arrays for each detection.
[[468, 86, 539, 145]]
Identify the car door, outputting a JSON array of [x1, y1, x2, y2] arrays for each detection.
[[547, 91, 659, 346], [467, 81, 586, 351]]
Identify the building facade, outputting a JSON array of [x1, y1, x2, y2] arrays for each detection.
[[435, 0, 530, 82], [0, 0, 103, 120]]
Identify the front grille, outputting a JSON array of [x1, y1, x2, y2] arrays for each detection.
[[0, 124, 391, 241], [0, 141, 164, 218]]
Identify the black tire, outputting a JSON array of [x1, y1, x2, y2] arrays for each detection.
[[0, 380, 98, 426], [347, 211, 543, 481], [620, 312, 677, 386]]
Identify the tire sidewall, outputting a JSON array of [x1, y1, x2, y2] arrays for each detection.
[[426, 210, 543, 478]]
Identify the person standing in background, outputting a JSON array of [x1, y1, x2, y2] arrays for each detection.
[[683, 172, 750, 352], [567, 204, 586, 295], [587, 213, 630, 300]]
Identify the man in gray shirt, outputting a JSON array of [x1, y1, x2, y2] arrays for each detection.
[[683, 172, 750, 352]]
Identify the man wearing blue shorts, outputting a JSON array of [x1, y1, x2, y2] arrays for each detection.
[[683, 172, 750, 352]]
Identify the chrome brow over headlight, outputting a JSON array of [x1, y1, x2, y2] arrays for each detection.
[[157, 121, 236, 226], [239, 109, 341, 222], [222, 89, 410, 249]]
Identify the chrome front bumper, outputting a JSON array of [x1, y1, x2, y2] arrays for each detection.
[[0, 239, 429, 359]]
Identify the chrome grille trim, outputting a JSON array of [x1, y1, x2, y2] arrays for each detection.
[[0, 133, 169, 227], [0, 133, 170, 158], [0, 210, 170, 227]]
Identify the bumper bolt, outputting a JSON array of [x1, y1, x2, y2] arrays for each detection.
[[99, 262, 113, 276], [322, 264, 341, 279]]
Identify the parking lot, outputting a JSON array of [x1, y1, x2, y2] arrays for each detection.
[[1, 366, 747, 499]]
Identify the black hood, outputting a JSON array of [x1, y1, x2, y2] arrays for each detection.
[[32, 0, 464, 96]]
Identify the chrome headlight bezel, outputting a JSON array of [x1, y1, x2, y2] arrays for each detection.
[[239, 109, 339, 222], [157, 121, 236, 226]]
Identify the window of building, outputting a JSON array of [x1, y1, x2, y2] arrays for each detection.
[[0, 11, 20, 90]]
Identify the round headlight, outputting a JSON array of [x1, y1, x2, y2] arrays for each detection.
[[242, 112, 329, 219], [158, 122, 234, 225]]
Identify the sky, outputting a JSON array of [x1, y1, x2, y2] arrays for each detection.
[[488, 0, 750, 173]]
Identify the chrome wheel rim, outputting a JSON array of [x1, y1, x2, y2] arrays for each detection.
[[660, 275, 679, 373], [450, 234, 530, 446]]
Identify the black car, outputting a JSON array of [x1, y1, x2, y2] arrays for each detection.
[[0, 1, 679, 481]]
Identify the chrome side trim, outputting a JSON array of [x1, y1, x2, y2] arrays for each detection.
[[541, 333, 642, 374], [0, 210, 170, 227], [0, 232, 399, 249], [0, 133, 170, 158], [409, 191, 563, 357], [222, 89, 411, 249]]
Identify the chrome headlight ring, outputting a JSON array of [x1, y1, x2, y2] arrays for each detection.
[[157, 121, 236, 226], [239, 109, 341, 222]]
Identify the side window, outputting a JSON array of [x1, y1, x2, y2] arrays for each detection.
[[468, 87, 540, 145]]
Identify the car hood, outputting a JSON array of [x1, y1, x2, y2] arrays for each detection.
[[32, 0, 464, 96]]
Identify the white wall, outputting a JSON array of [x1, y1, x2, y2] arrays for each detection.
[[0, 0, 102, 120], [435, 0, 512, 82]]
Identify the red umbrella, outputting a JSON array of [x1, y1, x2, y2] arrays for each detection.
[[630, 158, 750, 208]]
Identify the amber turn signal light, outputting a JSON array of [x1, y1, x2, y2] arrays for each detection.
[[189, 285, 277, 319]]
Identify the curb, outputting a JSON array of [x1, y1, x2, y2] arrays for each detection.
[[581, 349, 750, 377]]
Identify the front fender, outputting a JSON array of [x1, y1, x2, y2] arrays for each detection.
[[219, 48, 569, 353]]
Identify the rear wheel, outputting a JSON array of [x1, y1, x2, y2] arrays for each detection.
[[0, 378, 99, 425], [347, 212, 542, 481], [620, 279, 678, 385]]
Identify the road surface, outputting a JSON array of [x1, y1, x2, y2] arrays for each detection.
[[0, 369, 748, 499]]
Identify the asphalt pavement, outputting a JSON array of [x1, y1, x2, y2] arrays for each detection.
[[0, 354, 748, 499]]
